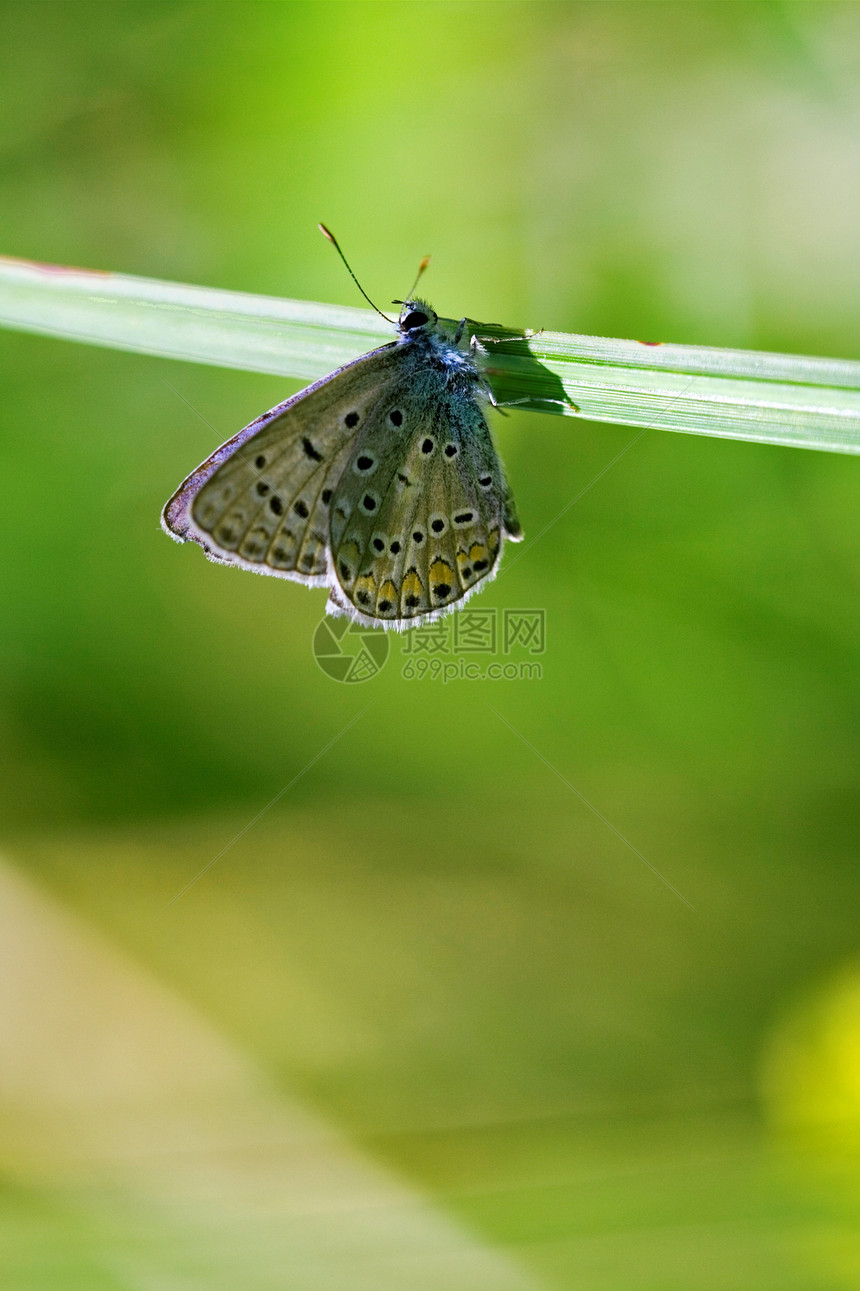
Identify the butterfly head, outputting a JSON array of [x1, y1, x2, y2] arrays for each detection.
[[396, 299, 438, 336]]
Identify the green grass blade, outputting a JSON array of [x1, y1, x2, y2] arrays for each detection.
[[1, 254, 859, 454]]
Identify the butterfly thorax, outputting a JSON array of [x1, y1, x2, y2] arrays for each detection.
[[395, 297, 480, 392]]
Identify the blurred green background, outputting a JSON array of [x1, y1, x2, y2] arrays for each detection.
[[2, 2, 860, 1287]]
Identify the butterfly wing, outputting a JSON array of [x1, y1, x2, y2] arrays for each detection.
[[326, 372, 521, 627], [161, 343, 402, 585], [163, 327, 521, 628]]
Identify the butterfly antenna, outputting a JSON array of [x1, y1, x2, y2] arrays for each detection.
[[392, 255, 432, 309], [407, 254, 431, 300], [318, 224, 394, 324]]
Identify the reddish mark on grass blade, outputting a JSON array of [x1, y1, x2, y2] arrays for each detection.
[[637, 339, 663, 346], [0, 255, 113, 276]]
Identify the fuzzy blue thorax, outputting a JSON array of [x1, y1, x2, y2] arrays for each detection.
[[396, 297, 479, 383]]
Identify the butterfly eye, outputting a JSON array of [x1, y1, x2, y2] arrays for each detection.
[[401, 311, 428, 330]]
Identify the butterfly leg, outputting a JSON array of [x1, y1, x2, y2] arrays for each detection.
[[494, 394, 580, 412], [468, 334, 502, 407]]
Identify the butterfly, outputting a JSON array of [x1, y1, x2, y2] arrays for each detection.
[[161, 230, 522, 630]]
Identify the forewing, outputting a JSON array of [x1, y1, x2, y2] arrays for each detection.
[[161, 344, 401, 583]]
